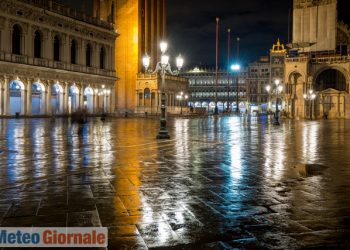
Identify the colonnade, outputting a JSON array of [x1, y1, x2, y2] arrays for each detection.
[[0, 77, 114, 116]]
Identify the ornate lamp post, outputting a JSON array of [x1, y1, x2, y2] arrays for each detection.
[[304, 89, 316, 120], [176, 92, 188, 115], [266, 79, 283, 125], [142, 41, 184, 139]]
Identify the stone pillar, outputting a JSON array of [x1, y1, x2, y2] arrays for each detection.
[[111, 46, 115, 70], [110, 86, 115, 113], [0, 80, 3, 115], [45, 31, 52, 60], [3, 77, 9, 115], [319, 95, 324, 118], [79, 85, 84, 109], [63, 82, 69, 114], [93, 89, 98, 114], [27, 26, 34, 58], [136, 90, 139, 107], [64, 35, 69, 63], [3, 21, 12, 54], [338, 94, 341, 118], [46, 80, 52, 115], [25, 79, 32, 116], [155, 90, 159, 108]]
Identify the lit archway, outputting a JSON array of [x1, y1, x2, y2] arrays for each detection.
[[9, 80, 25, 115], [84, 87, 94, 113], [68, 85, 79, 113], [52, 83, 63, 114], [32, 82, 46, 115], [315, 69, 347, 92]]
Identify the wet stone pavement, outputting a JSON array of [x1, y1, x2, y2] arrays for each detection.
[[0, 116, 350, 249]]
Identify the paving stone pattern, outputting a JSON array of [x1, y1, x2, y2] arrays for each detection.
[[0, 117, 349, 249]]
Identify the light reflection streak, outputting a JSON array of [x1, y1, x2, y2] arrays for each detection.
[[302, 123, 318, 163]]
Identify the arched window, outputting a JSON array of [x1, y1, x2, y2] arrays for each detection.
[[100, 47, 105, 69], [53, 35, 60, 61], [316, 69, 347, 92], [86, 44, 92, 67], [34, 31, 42, 58], [71, 39, 77, 64], [12, 24, 22, 55], [144, 88, 150, 99]]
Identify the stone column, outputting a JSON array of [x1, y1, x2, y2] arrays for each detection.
[[27, 27, 34, 58], [45, 30, 52, 60], [64, 35, 69, 63], [79, 85, 84, 109], [46, 80, 52, 115], [110, 86, 115, 113], [0, 80, 3, 115], [93, 89, 98, 114], [0, 25, 9, 53], [3, 77, 9, 115], [338, 93, 341, 118], [63, 82, 69, 114], [25, 79, 32, 116]]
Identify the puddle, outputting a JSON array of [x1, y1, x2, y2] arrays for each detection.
[[294, 164, 328, 177]]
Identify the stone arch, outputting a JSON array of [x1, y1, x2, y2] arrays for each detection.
[[287, 71, 305, 85], [32, 81, 46, 115], [52, 82, 64, 114], [68, 85, 79, 113], [9, 79, 25, 115], [84, 86, 94, 113], [313, 66, 349, 93]]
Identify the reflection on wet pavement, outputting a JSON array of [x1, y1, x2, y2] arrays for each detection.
[[0, 116, 350, 249]]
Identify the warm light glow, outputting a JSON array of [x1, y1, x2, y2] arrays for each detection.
[[185, 95, 188, 99], [142, 54, 150, 70], [231, 64, 241, 71], [311, 94, 316, 100], [278, 85, 283, 92], [176, 54, 184, 70], [303, 94, 307, 99], [161, 54, 169, 66], [309, 89, 313, 95], [102, 85, 105, 89], [266, 85, 271, 92], [275, 79, 280, 85], [160, 41, 168, 53]]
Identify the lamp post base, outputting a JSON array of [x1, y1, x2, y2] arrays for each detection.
[[156, 130, 170, 139]]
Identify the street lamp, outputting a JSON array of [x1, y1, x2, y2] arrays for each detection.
[[266, 79, 283, 125], [230, 64, 241, 113], [304, 89, 316, 120], [176, 92, 188, 115], [142, 41, 184, 139]]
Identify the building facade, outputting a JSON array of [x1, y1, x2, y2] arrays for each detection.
[[0, 0, 117, 116], [285, 0, 350, 119], [246, 40, 286, 113], [135, 73, 188, 114], [93, 0, 167, 113], [181, 67, 247, 113]]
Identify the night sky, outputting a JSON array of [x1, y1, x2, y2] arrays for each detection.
[[59, 0, 350, 67]]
